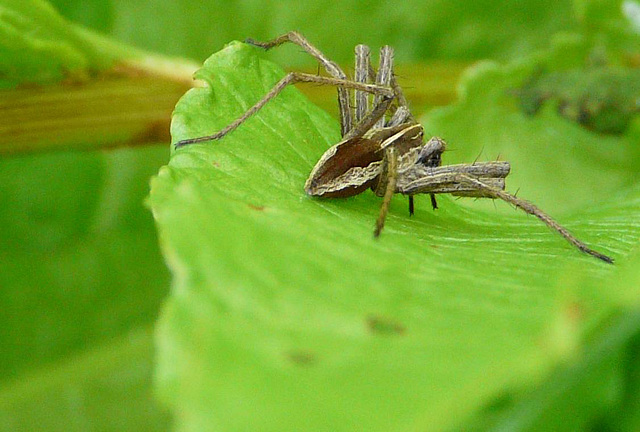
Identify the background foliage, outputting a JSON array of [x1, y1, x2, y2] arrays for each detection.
[[2, 0, 639, 431]]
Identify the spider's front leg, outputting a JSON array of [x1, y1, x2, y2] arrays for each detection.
[[246, 31, 354, 135], [174, 73, 393, 148], [374, 146, 399, 237], [343, 44, 399, 141], [367, 44, 437, 213]]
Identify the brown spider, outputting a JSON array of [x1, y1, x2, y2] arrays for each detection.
[[175, 31, 613, 263]]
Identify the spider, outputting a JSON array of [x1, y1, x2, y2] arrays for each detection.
[[175, 31, 613, 264]]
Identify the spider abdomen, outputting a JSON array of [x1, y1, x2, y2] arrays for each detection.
[[305, 137, 383, 197]]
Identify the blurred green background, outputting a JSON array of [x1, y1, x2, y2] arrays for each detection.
[[47, 0, 576, 64], [1, 0, 639, 431]]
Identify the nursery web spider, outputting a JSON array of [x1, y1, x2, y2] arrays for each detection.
[[175, 31, 613, 263]]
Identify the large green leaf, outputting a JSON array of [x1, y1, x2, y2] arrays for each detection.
[[151, 40, 640, 431]]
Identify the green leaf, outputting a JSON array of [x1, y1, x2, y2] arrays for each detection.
[[574, 0, 640, 50], [0, 147, 172, 431], [151, 41, 640, 431], [462, 309, 640, 431]]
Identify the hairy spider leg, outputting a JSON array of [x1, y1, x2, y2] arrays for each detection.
[[374, 146, 399, 237], [372, 45, 400, 235], [372, 123, 424, 236], [372, 45, 438, 213], [455, 175, 613, 263], [342, 44, 399, 141], [352, 45, 413, 129], [174, 73, 393, 147], [374, 46, 394, 129], [387, 106, 412, 127], [399, 170, 613, 263], [354, 44, 371, 127], [174, 32, 400, 148], [246, 31, 354, 136]]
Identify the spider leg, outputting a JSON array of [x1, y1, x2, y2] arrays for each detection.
[[390, 74, 410, 116], [373, 46, 435, 211], [374, 147, 399, 237], [353, 45, 409, 128], [174, 73, 393, 147], [342, 94, 395, 141], [430, 194, 439, 210], [354, 44, 371, 127], [374, 46, 394, 129], [387, 106, 412, 127], [455, 174, 613, 263], [405, 192, 438, 215], [368, 49, 413, 124], [246, 31, 353, 136], [341, 46, 401, 141]]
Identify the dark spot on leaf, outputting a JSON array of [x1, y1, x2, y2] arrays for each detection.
[[211, 160, 220, 167], [248, 203, 265, 211], [286, 350, 317, 366], [563, 301, 585, 324], [366, 314, 406, 335]]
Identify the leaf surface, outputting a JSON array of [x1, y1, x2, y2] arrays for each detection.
[[152, 41, 640, 431]]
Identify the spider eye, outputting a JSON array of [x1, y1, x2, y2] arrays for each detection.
[[417, 150, 441, 167], [416, 136, 445, 167]]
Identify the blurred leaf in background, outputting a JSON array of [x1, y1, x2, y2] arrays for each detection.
[[0, 1, 187, 430], [48, 0, 576, 64], [423, 34, 640, 215]]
